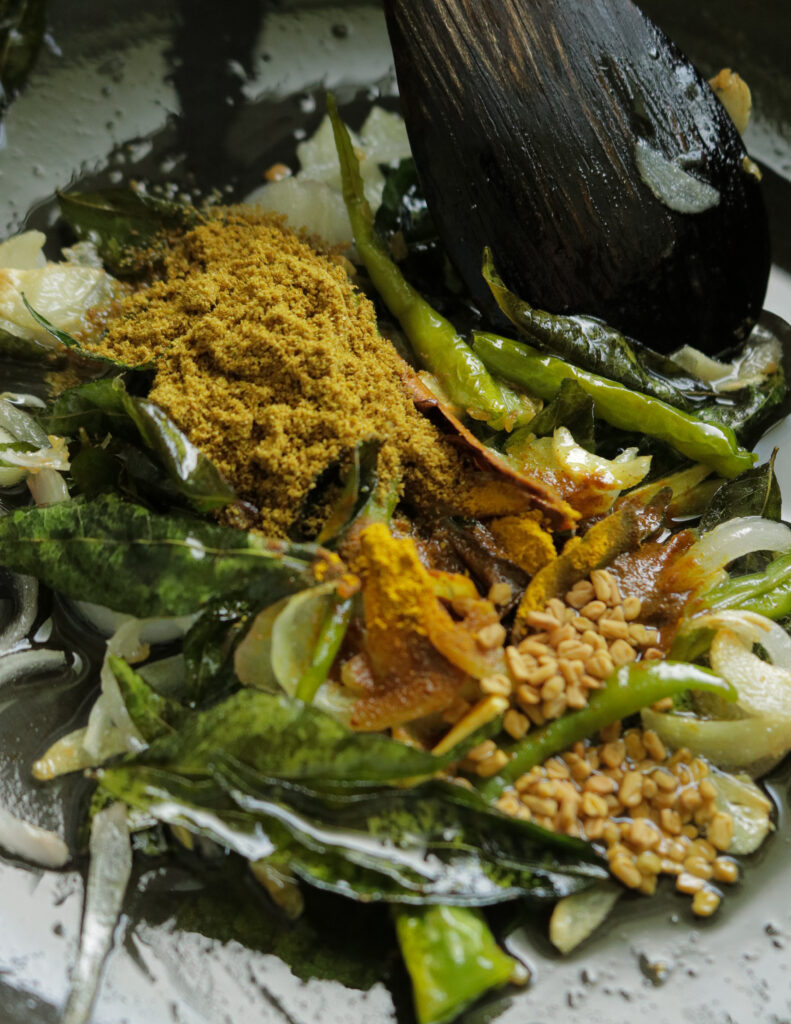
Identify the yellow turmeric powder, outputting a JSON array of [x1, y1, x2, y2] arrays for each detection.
[[488, 514, 556, 576], [91, 208, 470, 537]]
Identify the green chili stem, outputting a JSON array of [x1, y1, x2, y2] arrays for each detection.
[[479, 662, 737, 799], [295, 595, 354, 703], [473, 332, 754, 479], [393, 904, 517, 1024], [327, 94, 522, 430]]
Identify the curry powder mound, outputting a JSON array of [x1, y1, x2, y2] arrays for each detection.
[[92, 209, 468, 536]]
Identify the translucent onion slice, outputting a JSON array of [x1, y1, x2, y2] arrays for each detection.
[[552, 427, 651, 489], [709, 628, 791, 719], [0, 806, 69, 867], [0, 648, 67, 687], [687, 610, 791, 671], [0, 572, 38, 654], [61, 803, 132, 1024], [682, 517, 791, 579], [549, 882, 621, 954], [709, 769, 773, 855], [27, 467, 70, 505]]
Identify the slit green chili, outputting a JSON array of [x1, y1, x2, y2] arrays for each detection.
[[701, 548, 791, 620], [327, 95, 523, 430], [393, 904, 517, 1024], [472, 332, 755, 479], [478, 662, 737, 799]]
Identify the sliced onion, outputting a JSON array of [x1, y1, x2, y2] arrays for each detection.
[[27, 467, 70, 505], [688, 610, 791, 670], [61, 803, 132, 1024], [552, 427, 651, 488], [0, 572, 38, 653], [0, 647, 66, 687], [73, 600, 197, 643], [670, 516, 791, 590], [709, 769, 773, 855], [709, 628, 791, 719], [549, 883, 621, 954], [0, 806, 70, 867], [0, 396, 48, 446]]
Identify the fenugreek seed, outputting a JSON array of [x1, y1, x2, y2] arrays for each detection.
[[571, 616, 595, 633], [643, 647, 665, 661], [712, 857, 739, 884], [556, 639, 589, 660], [541, 675, 565, 701], [521, 794, 558, 817], [480, 673, 512, 696], [639, 874, 658, 895], [591, 570, 613, 603], [570, 759, 592, 782], [607, 842, 632, 861], [660, 808, 683, 835], [688, 838, 716, 861], [600, 721, 622, 743], [549, 623, 577, 646], [516, 805, 532, 822], [651, 696, 674, 712], [503, 708, 530, 740], [566, 581, 595, 608], [672, 763, 693, 786], [525, 610, 560, 631], [584, 817, 606, 840], [544, 757, 571, 780], [488, 582, 513, 606], [678, 787, 703, 813], [602, 821, 621, 845], [519, 638, 551, 659], [525, 705, 546, 727], [543, 696, 567, 720], [559, 660, 584, 687], [690, 757, 710, 781], [691, 887, 721, 917], [611, 639, 638, 667], [642, 778, 658, 800], [467, 740, 496, 762], [682, 823, 699, 839], [514, 773, 535, 793], [581, 599, 607, 621], [584, 773, 617, 795], [627, 623, 652, 646], [626, 818, 661, 851], [635, 850, 662, 875], [505, 646, 532, 683], [515, 683, 541, 708], [495, 792, 521, 816], [580, 673, 603, 691], [600, 740, 626, 769], [653, 768, 677, 792], [684, 855, 714, 880], [476, 622, 507, 650], [707, 812, 734, 851], [581, 792, 609, 817], [668, 747, 692, 767], [546, 598, 568, 622], [698, 778, 718, 802], [476, 750, 509, 778], [534, 779, 560, 799], [619, 771, 644, 808], [660, 857, 682, 875], [600, 617, 630, 641], [527, 662, 558, 686], [566, 685, 588, 709], [676, 871, 706, 895], [585, 651, 615, 680], [642, 730, 666, 761], [622, 596, 642, 621], [610, 856, 642, 889]]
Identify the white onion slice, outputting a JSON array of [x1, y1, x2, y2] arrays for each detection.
[[73, 600, 197, 643], [0, 806, 69, 867], [689, 610, 791, 671], [709, 628, 791, 720], [0, 573, 38, 654], [27, 467, 70, 505], [669, 516, 791, 592], [61, 803, 132, 1024], [0, 648, 66, 687]]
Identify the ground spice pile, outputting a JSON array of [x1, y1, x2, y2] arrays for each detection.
[[93, 209, 467, 536]]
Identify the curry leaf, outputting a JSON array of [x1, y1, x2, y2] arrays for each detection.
[[700, 454, 782, 533], [181, 599, 252, 707], [508, 377, 596, 452], [0, 493, 317, 617], [108, 655, 190, 743], [136, 689, 501, 783], [0, 0, 46, 100], [43, 377, 235, 513], [57, 188, 198, 275]]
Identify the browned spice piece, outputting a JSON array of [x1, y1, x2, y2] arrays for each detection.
[[91, 209, 470, 537]]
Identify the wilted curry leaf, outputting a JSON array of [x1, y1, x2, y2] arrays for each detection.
[[0, 494, 316, 617]]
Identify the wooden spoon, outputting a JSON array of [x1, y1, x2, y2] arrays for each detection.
[[384, 0, 770, 354]]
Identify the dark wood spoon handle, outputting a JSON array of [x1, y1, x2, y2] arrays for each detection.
[[385, 0, 770, 353]]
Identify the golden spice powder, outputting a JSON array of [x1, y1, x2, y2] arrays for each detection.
[[91, 208, 468, 536]]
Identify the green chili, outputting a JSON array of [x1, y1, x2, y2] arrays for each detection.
[[479, 662, 737, 799], [393, 904, 517, 1024], [327, 95, 524, 430], [473, 332, 755, 479], [295, 594, 354, 703], [703, 549, 791, 620]]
